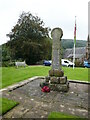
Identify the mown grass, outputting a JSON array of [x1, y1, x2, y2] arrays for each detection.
[[48, 112, 87, 120], [2, 66, 50, 88], [62, 67, 88, 81], [1, 66, 88, 88], [0, 98, 18, 115]]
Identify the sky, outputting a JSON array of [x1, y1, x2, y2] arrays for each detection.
[[0, 0, 89, 45]]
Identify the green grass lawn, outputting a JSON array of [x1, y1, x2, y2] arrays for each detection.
[[1, 66, 88, 88], [0, 98, 18, 115], [63, 67, 88, 81], [48, 112, 87, 120]]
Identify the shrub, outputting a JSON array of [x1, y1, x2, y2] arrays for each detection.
[[2, 61, 15, 67], [75, 60, 84, 67]]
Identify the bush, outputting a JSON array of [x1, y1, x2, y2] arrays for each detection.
[[8, 62, 15, 66], [2, 61, 9, 67], [75, 60, 84, 67], [36, 60, 43, 65], [2, 61, 15, 67]]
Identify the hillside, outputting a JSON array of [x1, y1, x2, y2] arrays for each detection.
[[61, 39, 86, 49]]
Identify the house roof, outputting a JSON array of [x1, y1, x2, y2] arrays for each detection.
[[67, 54, 84, 58], [63, 47, 86, 59]]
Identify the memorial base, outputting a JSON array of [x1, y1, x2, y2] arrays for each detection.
[[46, 75, 69, 92], [40, 75, 69, 92], [49, 82, 69, 92]]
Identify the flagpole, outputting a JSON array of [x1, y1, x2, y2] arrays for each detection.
[[73, 43, 75, 69], [73, 16, 76, 69]]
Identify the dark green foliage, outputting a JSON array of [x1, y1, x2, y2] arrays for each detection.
[[61, 39, 86, 49], [7, 12, 50, 41], [75, 60, 84, 67], [2, 44, 11, 61], [40, 82, 49, 88], [2, 61, 15, 67], [6, 12, 51, 65], [1, 44, 14, 67]]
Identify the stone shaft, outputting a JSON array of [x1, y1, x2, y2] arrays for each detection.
[[51, 28, 63, 70]]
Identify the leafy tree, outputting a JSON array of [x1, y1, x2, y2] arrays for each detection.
[[7, 12, 51, 64], [2, 44, 11, 61], [7, 12, 50, 41]]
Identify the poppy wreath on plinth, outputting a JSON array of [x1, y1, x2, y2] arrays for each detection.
[[40, 82, 49, 88], [41, 86, 50, 92]]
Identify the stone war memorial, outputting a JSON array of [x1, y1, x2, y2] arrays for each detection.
[[41, 27, 69, 92]]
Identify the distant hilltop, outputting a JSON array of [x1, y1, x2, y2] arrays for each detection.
[[61, 39, 86, 49]]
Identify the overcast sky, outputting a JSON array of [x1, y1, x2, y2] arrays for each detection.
[[0, 0, 89, 45]]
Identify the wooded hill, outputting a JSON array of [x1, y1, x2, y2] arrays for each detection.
[[61, 39, 86, 49]]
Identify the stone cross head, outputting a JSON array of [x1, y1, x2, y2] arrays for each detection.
[[51, 28, 63, 41]]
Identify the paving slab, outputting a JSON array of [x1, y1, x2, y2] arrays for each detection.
[[1, 78, 90, 119]]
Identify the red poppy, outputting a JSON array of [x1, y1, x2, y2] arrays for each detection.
[[41, 86, 50, 92]]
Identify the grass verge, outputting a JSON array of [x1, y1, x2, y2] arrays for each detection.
[[0, 98, 19, 115], [48, 112, 88, 120], [2, 66, 50, 88], [62, 67, 88, 81]]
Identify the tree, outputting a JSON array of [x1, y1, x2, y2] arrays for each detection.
[[7, 12, 51, 64], [7, 12, 50, 41], [2, 44, 11, 61]]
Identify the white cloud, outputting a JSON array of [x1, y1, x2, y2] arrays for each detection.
[[0, 0, 89, 45]]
